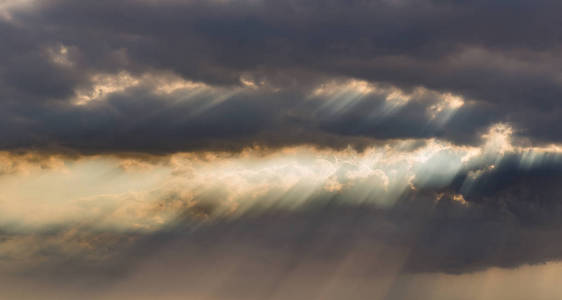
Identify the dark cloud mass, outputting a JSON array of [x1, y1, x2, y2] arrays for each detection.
[[3, 1, 562, 299], [1, 0, 562, 151]]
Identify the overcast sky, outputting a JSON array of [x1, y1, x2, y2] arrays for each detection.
[[2, 0, 562, 299]]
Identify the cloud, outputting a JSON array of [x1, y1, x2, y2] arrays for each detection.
[[2, 126, 562, 280], [3, 1, 562, 297], [0, 0, 562, 153]]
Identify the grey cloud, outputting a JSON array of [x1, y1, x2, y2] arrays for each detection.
[[0, 0, 562, 152], [4, 1, 562, 298], [0, 84, 473, 153]]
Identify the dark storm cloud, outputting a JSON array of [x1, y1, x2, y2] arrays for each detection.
[[0, 81, 477, 153], [5, 2, 562, 297], [1, 0, 562, 152]]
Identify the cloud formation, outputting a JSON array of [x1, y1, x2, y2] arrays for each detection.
[[1, 0, 562, 153], [2, 126, 562, 279], [3, 1, 562, 298]]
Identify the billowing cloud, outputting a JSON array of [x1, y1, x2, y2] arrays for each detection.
[[3, 125, 562, 279], [0, 0, 562, 153], [3, 1, 562, 298]]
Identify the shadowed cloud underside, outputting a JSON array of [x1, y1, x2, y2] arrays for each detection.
[[2, 0, 562, 299]]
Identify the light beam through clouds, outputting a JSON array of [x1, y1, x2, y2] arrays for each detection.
[[3, 0, 562, 298]]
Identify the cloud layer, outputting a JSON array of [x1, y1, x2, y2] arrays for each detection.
[[1, 0, 562, 152], [3, 1, 562, 298], [2, 127, 562, 279]]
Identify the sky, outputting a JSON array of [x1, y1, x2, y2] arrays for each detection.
[[2, 0, 562, 299]]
